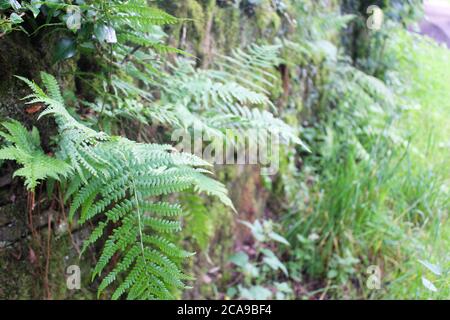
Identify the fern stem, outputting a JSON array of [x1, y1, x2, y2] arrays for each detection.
[[44, 211, 53, 300], [131, 179, 146, 266]]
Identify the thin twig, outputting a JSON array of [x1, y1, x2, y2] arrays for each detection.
[[120, 45, 142, 65], [44, 211, 52, 300], [58, 185, 81, 256]]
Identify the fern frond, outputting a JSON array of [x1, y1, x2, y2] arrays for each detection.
[[111, 2, 178, 27], [0, 120, 71, 190], [19, 73, 234, 299], [156, 45, 306, 149], [19, 72, 109, 181]]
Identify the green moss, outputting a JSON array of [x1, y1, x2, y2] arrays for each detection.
[[49, 235, 97, 300], [160, 0, 285, 58], [0, 33, 44, 119], [213, 6, 241, 54], [0, 250, 36, 299], [182, 194, 235, 299], [186, 0, 206, 40], [254, 0, 281, 38], [0, 232, 95, 299]]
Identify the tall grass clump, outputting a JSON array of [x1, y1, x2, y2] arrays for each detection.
[[382, 29, 450, 299], [282, 29, 449, 299]]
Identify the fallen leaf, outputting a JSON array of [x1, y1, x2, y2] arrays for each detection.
[[26, 103, 43, 114], [28, 248, 37, 264]]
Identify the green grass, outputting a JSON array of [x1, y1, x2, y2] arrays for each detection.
[[283, 30, 449, 299], [383, 30, 450, 299]]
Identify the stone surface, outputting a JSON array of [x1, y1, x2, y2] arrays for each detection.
[[420, 0, 450, 47]]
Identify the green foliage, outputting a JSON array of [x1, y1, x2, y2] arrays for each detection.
[[1, 0, 448, 301], [381, 29, 450, 300], [158, 44, 304, 147], [279, 45, 412, 296], [0, 0, 32, 34], [181, 194, 224, 251], [291, 1, 355, 43], [19, 73, 234, 299], [0, 0, 179, 47], [279, 17, 449, 298], [15, 73, 109, 182], [227, 219, 292, 300], [0, 120, 70, 190], [89, 42, 304, 149]]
